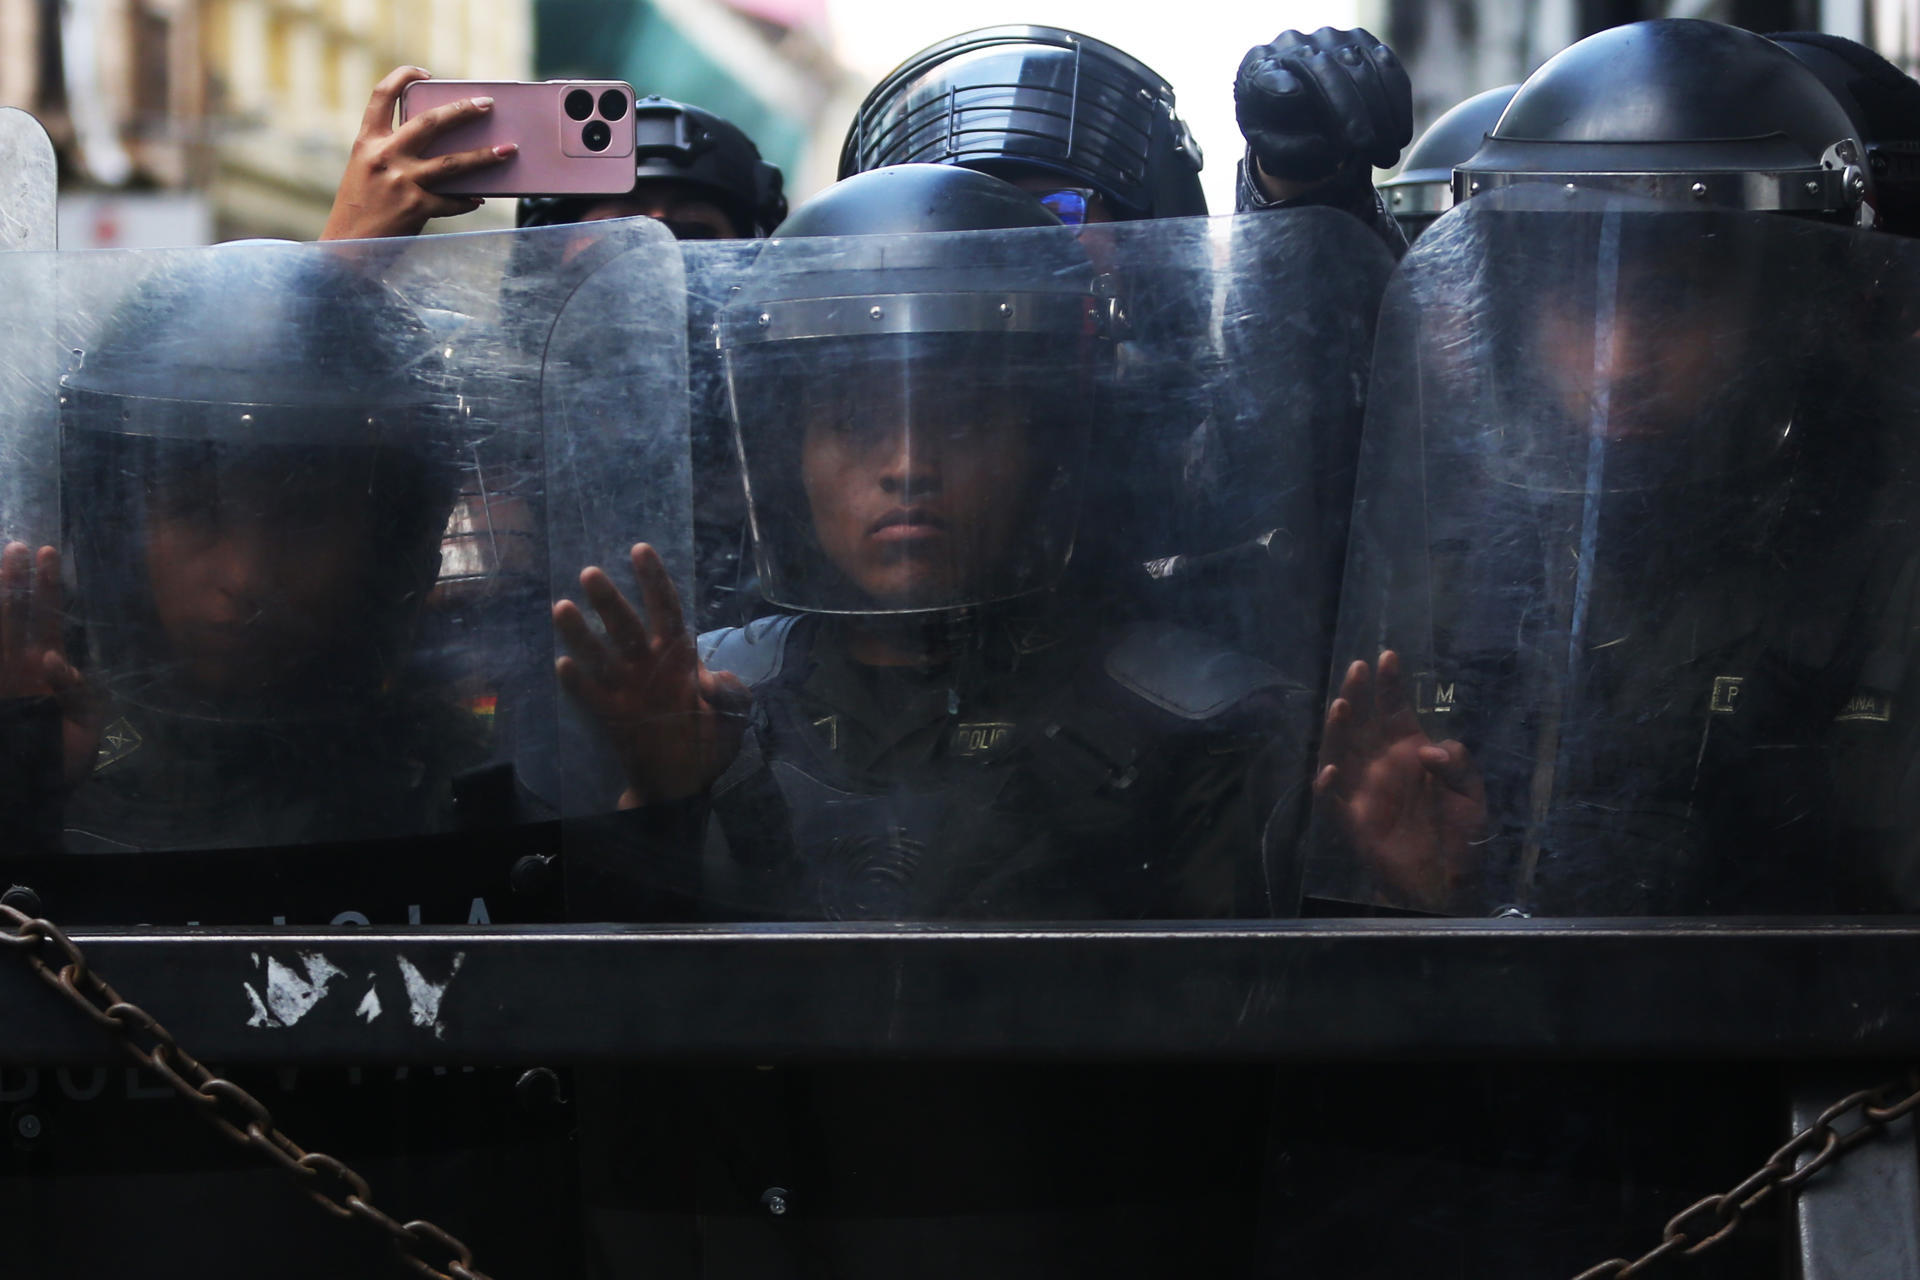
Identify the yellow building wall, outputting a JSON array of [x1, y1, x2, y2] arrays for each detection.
[[0, 0, 530, 239], [207, 0, 532, 237]]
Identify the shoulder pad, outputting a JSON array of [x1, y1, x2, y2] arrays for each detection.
[[1102, 622, 1291, 721], [698, 614, 800, 689]]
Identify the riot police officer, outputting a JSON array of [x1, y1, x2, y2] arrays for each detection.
[[556, 160, 1345, 1280], [841, 24, 1412, 243], [1248, 27, 1920, 1275], [839, 26, 1399, 678], [0, 240, 590, 1277], [0, 245, 504, 855], [1310, 19, 1920, 918], [1375, 83, 1518, 241], [557, 162, 1305, 922]]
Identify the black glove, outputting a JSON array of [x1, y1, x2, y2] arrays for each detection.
[[1235, 27, 1412, 184]]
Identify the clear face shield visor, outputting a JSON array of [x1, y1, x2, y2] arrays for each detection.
[[1423, 199, 1845, 500]]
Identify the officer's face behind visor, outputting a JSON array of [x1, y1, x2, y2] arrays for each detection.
[[140, 445, 397, 697], [1508, 217, 1799, 490], [799, 370, 1039, 610], [728, 328, 1090, 615]]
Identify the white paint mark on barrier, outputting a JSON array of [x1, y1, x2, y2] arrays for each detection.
[[243, 952, 345, 1029], [356, 977, 383, 1025], [396, 953, 465, 1039]]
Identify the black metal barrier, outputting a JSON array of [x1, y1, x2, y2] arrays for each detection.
[[5, 918, 1918, 1065]]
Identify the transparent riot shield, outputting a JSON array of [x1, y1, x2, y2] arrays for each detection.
[[535, 219, 694, 820], [1307, 187, 1920, 917], [0, 107, 56, 254], [550, 208, 1393, 927], [0, 217, 687, 923], [0, 109, 57, 556], [0, 218, 686, 1280], [686, 237, 767, 633]]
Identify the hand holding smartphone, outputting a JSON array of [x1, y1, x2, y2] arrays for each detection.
[[399, 79, 639, 197]]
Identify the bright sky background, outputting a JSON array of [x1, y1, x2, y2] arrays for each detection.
[[823, 0, 1361, 213]]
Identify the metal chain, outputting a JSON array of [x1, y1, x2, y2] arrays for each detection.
[[1572, 1070, 1920, 1279], [0, 903, 494, 1280]]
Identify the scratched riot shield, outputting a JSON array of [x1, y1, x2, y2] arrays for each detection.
[[2, 217, 684, 923], [549, 205, 1391, 927], [1306, 187, 1920, 917], [0, 219, 685, 1279], [540, 220, 695, 827], [684, 237, 767, 633], [0, 111, 59, 857], [0, 108, 56, 553], [0, 107, 55, 254]]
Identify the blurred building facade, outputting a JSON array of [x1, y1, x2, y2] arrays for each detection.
[[0, 0, 530, 244], [1362, 0, 1920, 140], [535, 0, 861, 203], [206, 0, 531, 238]]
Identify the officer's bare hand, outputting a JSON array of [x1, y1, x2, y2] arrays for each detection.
[[1236, 28, 1412, 199], [321, 67, 516, 241], [1315, 650, 1484, 911], [553, 543, 749, 806], [1, 543, 99, 784]]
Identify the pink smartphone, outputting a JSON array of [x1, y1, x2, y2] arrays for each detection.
[[398, 79, 637, 197]]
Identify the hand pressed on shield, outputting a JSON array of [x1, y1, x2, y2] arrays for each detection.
[[1315, 650, 1485, 911], [321, 67, 517, 241], [1, 543, 99, 785], [553, 543, 750, 807]]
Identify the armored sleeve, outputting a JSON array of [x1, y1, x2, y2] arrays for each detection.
[[1234, 152, 1409, 259]]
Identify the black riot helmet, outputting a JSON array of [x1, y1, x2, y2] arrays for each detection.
[[518, 96, 787, 237], [59, 245, 462, 721], [715, 165, 1114, 615], [1771, 32, 1920, 238], [1377, 84, 1517, 240], [1455, 20, 1873, 226], [840, 26, 1207, 221], [1427, 22, 1884, 543]]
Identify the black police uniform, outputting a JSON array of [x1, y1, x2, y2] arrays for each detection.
[[576, 615, 1303, 1276], [1407, 508, 1920, 916], [57, 691, 489, 853], [692, 609, 1300, 920]]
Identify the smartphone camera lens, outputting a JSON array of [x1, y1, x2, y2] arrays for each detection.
[[564, 88, 594, 121], [598, 89, 630, 121], [582, 119, 612, 152]]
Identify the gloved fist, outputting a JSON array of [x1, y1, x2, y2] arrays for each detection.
[[1235, 27, 1412, 183]]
